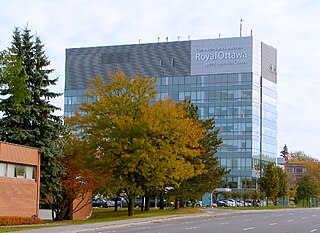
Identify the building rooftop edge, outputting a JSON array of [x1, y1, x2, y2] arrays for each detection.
[[66, 35, 255, 51], [0, 141, 39, 152]]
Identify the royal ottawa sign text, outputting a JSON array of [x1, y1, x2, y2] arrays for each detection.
[[195, 46, 247, 66], [191, 37, 252, 75]]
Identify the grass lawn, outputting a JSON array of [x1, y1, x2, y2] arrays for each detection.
[[0, 207, 203, 232]]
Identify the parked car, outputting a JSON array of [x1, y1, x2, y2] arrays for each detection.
[[195, 200, 203, 207], [220, 199, 235, 207], [134, 197, 165, 208], [244, 200, 253, 207], [211, 202, 217, 207], [212, 200, 227, 207], [92, 199, 114, 208], [228, 199, 237, 207], [236, 200, 244, 207], [115, 197, 129, 208]]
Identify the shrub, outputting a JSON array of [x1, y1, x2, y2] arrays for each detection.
[[0, 216, 44, 226]]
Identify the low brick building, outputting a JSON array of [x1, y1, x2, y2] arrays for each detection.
[[71, 191, 92, 220], [0, 142, 40, 217], [284, 162, 307, 180]]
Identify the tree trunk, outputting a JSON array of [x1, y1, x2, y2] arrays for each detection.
[[140, 196, 144, 211], [174, 196, 179, 210], [266, 197, 269, 206], [145, 195, 150, 211], [114, 196, 119, 211], [128, 196, 135, 216], [159, 191, 164, 210]]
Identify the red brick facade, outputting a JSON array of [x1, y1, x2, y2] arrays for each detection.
[[284, 162, 306, 180], [0, 142, 40, 217], [70, 191, 92, 220]]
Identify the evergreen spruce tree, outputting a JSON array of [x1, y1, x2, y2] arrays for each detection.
[[0, 27, 65, 204]]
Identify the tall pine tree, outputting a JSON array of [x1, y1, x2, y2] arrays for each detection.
[[0, 27, 65, 203]]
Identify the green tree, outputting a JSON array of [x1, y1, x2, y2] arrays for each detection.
[[133, 99, 207, 211], [168, 101, 227, 209], [0, 27, 65, 211], [258, 163, 279, 206], [67, 71, 208, 216], [277, 167, 289, 206], [296, 175, 320, 207]]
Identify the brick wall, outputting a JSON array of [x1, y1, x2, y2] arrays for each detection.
[[0, 177, 38, 217], [70, 191, 92, 220], [0, 142, 40, 217]]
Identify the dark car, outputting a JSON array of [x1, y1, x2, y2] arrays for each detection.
[[134, 197, 164, 208], [92, 199, 115, 208], [212, 200, 227, 207], [92, 199, 108, 208], [115, 198, 129, 208]]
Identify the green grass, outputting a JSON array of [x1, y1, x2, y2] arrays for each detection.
[[0, 225, 58, 233], [0, 207, 203, 232]]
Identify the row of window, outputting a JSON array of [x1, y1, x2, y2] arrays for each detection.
[[220, 158, 252, 170], [156, 73, 253, 86], [222, 176, 258, 189], [219, 157, 275, 172], [209, 105, 252, 116], [0, 162, 36, 180], [220, 139, 252, 152], [65, 89, 258, 106]]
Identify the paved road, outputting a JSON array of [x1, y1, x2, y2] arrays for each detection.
[[14, 208, 320, 233]]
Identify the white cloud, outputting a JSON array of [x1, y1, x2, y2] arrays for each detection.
[[1, 0, 320, 158]]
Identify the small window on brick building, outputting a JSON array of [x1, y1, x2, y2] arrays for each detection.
[[15, 165, 26, 178], [26, 166, 36, 179], [0, 163, 6, 177]]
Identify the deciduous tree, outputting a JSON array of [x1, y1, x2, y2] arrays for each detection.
[[258, 163, 279, 206], [167, 101, 227, 209], [296, 175, 320, 207], [276, 167, 289, 206], [67, 71, 212, 216]]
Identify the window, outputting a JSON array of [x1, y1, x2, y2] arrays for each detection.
[[15, 165, 26, 178], [0, 163, 36, 180], [0, 163, 6, 177], [26, 166, 36, 179], [160, 92, 168, 99], [162, 77, 169, 85], [179, 92, 184, 101], [208, 107, 214, 116]]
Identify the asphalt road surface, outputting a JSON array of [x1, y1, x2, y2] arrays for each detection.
[[16, 208, 320, 233], [87, 208, 320, 233]]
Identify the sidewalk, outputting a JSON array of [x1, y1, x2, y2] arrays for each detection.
[[10, 209, 234, 233]]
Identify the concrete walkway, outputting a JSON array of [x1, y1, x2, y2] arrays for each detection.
[[9, 209, 235, 233]]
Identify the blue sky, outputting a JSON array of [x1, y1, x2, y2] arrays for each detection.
[[1, 0, 320, 158]]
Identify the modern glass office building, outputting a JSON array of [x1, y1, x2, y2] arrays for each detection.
[[65, 36, 277, 190]]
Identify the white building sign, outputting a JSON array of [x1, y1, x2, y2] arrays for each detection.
[[191, 37, 253, 75]]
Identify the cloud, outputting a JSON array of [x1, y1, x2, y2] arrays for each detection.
[[1, 0, 320, 158]]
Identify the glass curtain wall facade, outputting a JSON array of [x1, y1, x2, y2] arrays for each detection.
[[65, 36, 277, 190]]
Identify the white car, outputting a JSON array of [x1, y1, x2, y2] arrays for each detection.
[[227, 199, 237, 207], [236, 200, 244, 207], [221, 199, 236, 207]]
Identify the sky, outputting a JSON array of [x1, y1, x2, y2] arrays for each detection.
[[0, 0, 320, 159]]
